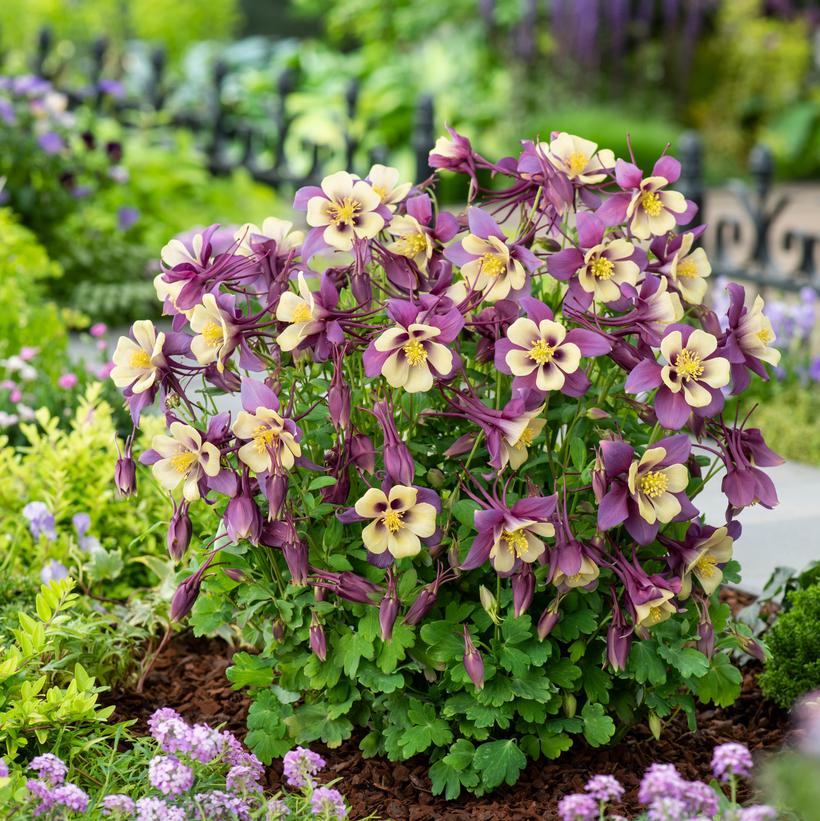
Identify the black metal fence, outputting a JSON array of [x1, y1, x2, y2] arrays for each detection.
[[12, 27, 820, 293]]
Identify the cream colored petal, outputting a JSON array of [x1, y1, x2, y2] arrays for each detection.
[[132, 320, 157, 351], [353, 211, 385, 240], [426, 342, 453, 375], [152, 459, 183, 491], [374, 327, 409, 352], [686, 329, 718, 359], [506, 349, 538, 377], [536, 362, 566, 392], [660, 364, 682, 393], [682, 380, 711, 408], [200, 442, 221, 477], [653, 492, 681, 523], [404, 503, 437, 538], [238, 441, 270, 474], [491, 542, 515, 573], [191, 335, 217, 366], [462, 235, 494, 256], [635, 492, 657, 525], [382, 350, 410, 388], [232, 411, 260, 440], [529, 521, 555, 538], [403, 362, 435, 393], [700, 357, 730, 389], [276, 291, 306, 322], [276, 322, 312, 352], [388, 527, 421, 559], [660, 331, 683, 363], [507, 317, 540, 348], [639, 446, 667, 471], [182, 474, 202, 502], [362, 520, 388, 554], [521, 532, 545, 563], [307, 196, 334, 227], [323, 223, 354, 251], [537, 319, 567, 345], [355, 487, 389, 519], [554, 342, 581, 374], [661, 463, 689, 493], [351, 180, 382, 212], [321, 170, 354, 201], [388, 485, 418, 511]]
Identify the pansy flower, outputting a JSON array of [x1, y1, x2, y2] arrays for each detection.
[[363, 297, 462, 393], [548, 212, 642, 308], [354, 485, 437, 559], [111, 320, 166, 394], [445, 207, 540, 302], [542, 132, 615, 184], [596, 434, 697, 545], [625, 326, 731, 429], [494, 297, 611, 396], [597, 155, 694, 240], [148, 422, 221, 501], [232, 380, 302, 474], [461, 492, 557, 576], [366, 164, 412, 212], [302, 171, 385, 251]]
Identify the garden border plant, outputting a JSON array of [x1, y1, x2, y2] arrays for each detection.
[[113, 129, 780, 797]]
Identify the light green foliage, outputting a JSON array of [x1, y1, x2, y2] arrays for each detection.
[[759, 584, 820, 708], [0, 209, 66, 369], [0, 578, 119, 760]]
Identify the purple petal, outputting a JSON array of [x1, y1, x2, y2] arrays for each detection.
[[520, 296, 553, 324], [560, 369, 591, 397], [547, 248, 584, 281], [467, 207, 504, 240], [293, 185, 324, 211], [576, 212, 605, 249], [444, 241, 475, 267], [654, 433, 691, 466], [565, 328, 612, 356], [676, 199, 699, 225], [363, 344, 390, 378], [624, 359, 662, 393], [139, 448, 161, 465], [434, 212, 459, 243], [595, 193, 631, 227], [512, 244, 542, 272], [601, 440, 634, 477], [241, 378, 278, 413], [300, 226, 331, 262], [654, 388, 691, 430], [494, 339, 516, 374], [326, 320, 345, 345], [461, 530, 494, 570], [511, 494, 557, 520], [209, 469, 237, 497], [615, 159, 643, 189], [406, 194, 432, 225], [652, 155, 681, 184], [598, 484, 630, 530], [386, 299, 419, 328], [624, 511, 658, 545]]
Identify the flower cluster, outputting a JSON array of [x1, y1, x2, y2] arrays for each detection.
[[114, 129, 781, 774], [557, 742, 775, 820], [8, 711, 348, 820]]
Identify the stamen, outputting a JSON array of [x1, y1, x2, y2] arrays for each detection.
[[674, 347, 704, 380], [479, 252, 507, 278], [640, 190, 663, 217], [590, 257, 615, 280], [398, 233, 428, 258], [648, 606, 664, 625], [567, 151, 588, 177], [529, 338, 557, 365], [129, 350, 151, 368], [696, 554, 719, 578], [756, 327, 774, 344], [253, 425, 279, 455], [501, 529, 529, 557], [329, 197, 361, 227], [638, 470, 669, 499], [202, 321, 224, 347], [170, 451, 197, 474], [292, 303, 313, 323], [517, 424, 537, 447], [383, 509, 405, 533], [403, 339, 428, 367], [676, 258, 698, 278]]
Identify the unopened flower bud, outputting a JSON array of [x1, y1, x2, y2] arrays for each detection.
[[736, 631, 766, 664], [222, 567, 244, 582], [479, 585, 500, 625], [384, 441, 415, 487], [512, 565, 535, 618], [537, 606, 560, 640], [586, 407, 610, 420], [265, 472, 289, 519], [328, 378, 351, 431], [648, 712, 662, 741], [563, 693, 577, 718], [309, 612, 326, 662], [350, 434, 376, 474], [167, 500, 192, 562], [272, 618, 286, 642], [697, 620, 715, 659], [115, 455, 137, 497], [403, 583, 438, 626], [607, 621, 632, 672], [462, 625, 484, 690], [171, 573, 203, 621], [426, 468, 446, 489], [380, 592, 399, 641], [224, 495, 262, 545]]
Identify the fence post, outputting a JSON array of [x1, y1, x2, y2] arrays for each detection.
[[748, 143, 775, 269], [677, 130, 703, 229], [33, 26, 52, 77], [148, 47, 167, 110], [208, 58, 229, 175], [344, 79, 360, 173], [90, 36, 108, 109], [413, 94, 434, 184]]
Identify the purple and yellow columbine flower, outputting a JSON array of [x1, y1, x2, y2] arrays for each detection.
[[551, 556, 600, 589], [633, 589, 677, 631], [354, 485, 437, 560], [363, 298, 462, 394], [461, 491, 557, 576], [494, 297, 611, 396], [111, 320, 166, 394], [626, 326, 731, 429], [597, 155, 694, 240], [304, 171, 385, 251], [234, 217, 304, 257], [366, 164, 412, 212], [445, 207, 540, 303], [679, 525, 734, 598], [275, 272, 327, 352], [542, 132, 615, 184], [667, 232, 711, 305], [596, 434, 697, 545], [149, 422, 221, 501], [189, 293, 236, 372], [386, 214, 434, 272]]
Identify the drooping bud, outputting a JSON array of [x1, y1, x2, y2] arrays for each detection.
[[696, 618, 715, 659], [309, 612, 326, 662], [479, 585, 500, 625], [586, 407, 611, 420], [272, 618, 286, 642], [265, 471, 289, 520], [379, 571, 399, 642], [328, 362, 351, 431], [607, 619, 632, 672], [537, 606, 560, 640], [372, 401, 414, 485], [735, 631, 767, 664], [224, 495, 262, 545], [350, 269, 372, 307], [167, 499, 192, 562], [512, 565, 535, 618], [114, 434, 137, 497], [648, 712, 662, 741], [350, 434, 376, 474], [462, 625, 484, 690], [563, 693, 577, 718], [170, 564, 210, 622], [222, 567, 244, 582], [403, 583, 439, 626], [261, 517, 308, 585], [591, 449, 607, 503], [312, 570, 381, 604]]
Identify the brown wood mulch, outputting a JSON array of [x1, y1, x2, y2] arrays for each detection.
[[104, 588, 790, 821]]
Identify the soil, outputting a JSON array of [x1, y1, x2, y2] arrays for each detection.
[[106, 588, 789, 821]]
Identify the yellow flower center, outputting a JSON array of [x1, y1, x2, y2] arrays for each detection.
[[696, 553, 719, 578], [756, 327, 774, 344], [529, 338, 557, 365], [590, 256, 615, 280], [647, 606, 665, 625], [329, 197, 361, 226], [638, 470, 669, 499], [372, 185, 388, 201], [403, 338, 428, 367], [516, 424, 537, 447], [170, 451, 197, 474], [479, 252, 507, 278], [676, 258, 698, 278], [253, 424, 279, 455], [383, 509, 405, 533], [292, 303, 314, 323], [567, 151, 589, 177], [674, 347, 704, 380], [567, 571, 585, 585], [398, 233, 428, 258], [130, 350, 152, 368], [640, 190, 663, 217], [202, 321, 224, 347], [501, 529, 529, 557]]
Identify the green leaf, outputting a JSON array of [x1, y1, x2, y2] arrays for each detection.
[[245, 691, 290, 763], [419, 621, 463, 664], [308, 476, 338, 490], [570, 437, 588, 471], [539, 731, 574, 758], [473, 739, 527, 789], [628, 639, 668, 685], [226, 653, 274, 689], [337, 629, 375, 678], [581, 663, 612, 704], [553, 608, 598, 641], [581, 703, 615, 747], [500, 615, 533, 645], [657, 645, 710, 679], [452, 499, 480, 529], [287, 703, 354, 748], [399, 702, 453, 756], [544, 658, 582, 689], [430, 740, 480, 799], [693, 653, 743, 707], [356, 665, 405, 694], [377, 622, 416, 673]]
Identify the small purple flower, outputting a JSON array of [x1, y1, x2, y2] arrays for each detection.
[[711, 742, 753, 781], [57, 373, 79, 390], [37, 132, 65, 154], [309, 786, 347, 819], [683, 781, 719, 817], [148, 755, 194, 796], [738, 807, 778, 821], [102, 794, 137, 817], [135, 797, 186, 821], [647, 796, 688, 821], [584, 773, 624, 803], [0, 758, 7, 778], [23, 501, 57, 541], [194, 790, 253, 820], [40, 559, 69, 584], [147, 708, 191, 754], [557, 793, 598, 821], [226, 764, 262, 793], [638, 763, 685, 804], [29, 754, 67, 786], [187, 722, 224, 763], [266, 798, 292, 818], [52, 783, 89, 813], [282, 746, 326, 788], [90, 323, 108, 337]]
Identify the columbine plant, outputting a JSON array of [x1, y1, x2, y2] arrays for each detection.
[[114, 133, 780, 795]]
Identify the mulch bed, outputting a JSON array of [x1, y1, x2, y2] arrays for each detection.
[[105, 588, 790, 821]]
